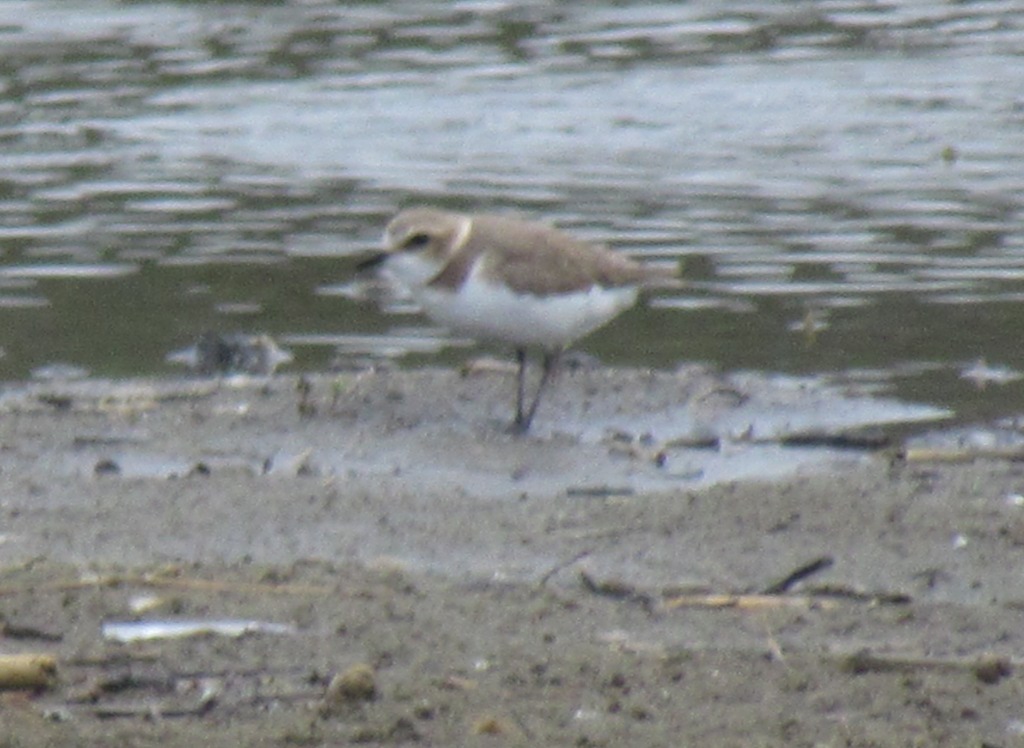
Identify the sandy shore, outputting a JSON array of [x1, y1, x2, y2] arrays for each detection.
[[0, 367, 1020, 745]]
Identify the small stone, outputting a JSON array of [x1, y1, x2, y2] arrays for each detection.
[[973, 657, 1011, 685], [320, 663, 377, 714], [470, 715, 514, 736]]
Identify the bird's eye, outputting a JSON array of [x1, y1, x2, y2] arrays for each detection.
[[403, 233, 431, 250]]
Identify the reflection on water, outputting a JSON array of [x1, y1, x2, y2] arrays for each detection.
[[0, 0, 1022, 423]]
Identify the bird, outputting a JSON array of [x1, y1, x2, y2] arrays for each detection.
[[358, 207, 679, 433]]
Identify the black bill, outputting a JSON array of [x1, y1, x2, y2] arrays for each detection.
[[355, 252, 388, 272]]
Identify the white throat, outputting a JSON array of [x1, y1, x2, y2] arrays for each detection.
[[382, 252, 442, 290]]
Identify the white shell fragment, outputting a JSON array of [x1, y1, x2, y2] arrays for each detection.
[[102, 619, 297, 643]]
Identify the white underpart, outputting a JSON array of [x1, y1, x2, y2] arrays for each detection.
[[416, 261, 639, 349]]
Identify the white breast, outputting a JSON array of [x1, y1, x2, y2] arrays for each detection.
[[416, 265, 639, 349]]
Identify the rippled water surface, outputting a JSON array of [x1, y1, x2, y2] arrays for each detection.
[[1, 0, 1023, 422]]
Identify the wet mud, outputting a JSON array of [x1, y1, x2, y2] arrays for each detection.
[[0, 367, 1021, 745]]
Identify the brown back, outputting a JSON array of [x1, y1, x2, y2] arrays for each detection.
[[429, 214, 677, 295]]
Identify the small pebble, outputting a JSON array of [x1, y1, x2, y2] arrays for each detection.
[[470, 715, 515, 736], [320, 663, 377, 714]]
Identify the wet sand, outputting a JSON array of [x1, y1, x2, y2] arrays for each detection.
[[0, 367, 1020, 746]]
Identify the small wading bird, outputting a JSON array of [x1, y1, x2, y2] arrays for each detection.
[[359, 207, 680, 434]]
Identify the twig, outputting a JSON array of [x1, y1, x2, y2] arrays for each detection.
[[537, 548, 593, 588], [779, 431, 891, 450], [578, 570, 653, 609], [761, 556, 834, 594], [838, 650, 1012, 683], [898, 447, 1024, 463], [805, 584, 911, 605], [0, 654, 57, 689], [136, 574, 333, 596], [0, 621, 63, 642], [661, 593, 838, 611]]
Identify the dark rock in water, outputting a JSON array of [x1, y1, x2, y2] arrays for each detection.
[[167, 332, 293, 376]]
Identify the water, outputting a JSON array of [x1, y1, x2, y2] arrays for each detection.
[[1, 0, 1022, 423]]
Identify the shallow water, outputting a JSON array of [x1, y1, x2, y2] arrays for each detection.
[[0, 0, 1022, 424]]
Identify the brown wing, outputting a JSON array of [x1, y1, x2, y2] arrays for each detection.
[[469, 215, 674, 296]]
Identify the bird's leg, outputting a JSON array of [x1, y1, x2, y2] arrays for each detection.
[[518, 349, 562, 434], [512, 348, 529, 432]]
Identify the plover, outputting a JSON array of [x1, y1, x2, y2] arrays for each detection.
[[359, 207, 679, 433]]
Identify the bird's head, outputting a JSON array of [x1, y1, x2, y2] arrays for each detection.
[[359, 208, 472, 290]]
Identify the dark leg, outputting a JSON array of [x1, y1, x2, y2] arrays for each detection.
[[512, 348, 529, 431], [518, 349, 562, 434]]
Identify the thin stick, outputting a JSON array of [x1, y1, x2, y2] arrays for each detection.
[[662, 593, 838, 611], [538, 548, 593, 588], [899, 447, 1024, 463], [761, 556, 834, 594], [0, 654, 57, 689], [838, 650, 1012, 683]]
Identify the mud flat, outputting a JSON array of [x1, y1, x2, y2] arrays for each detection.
[[0, 366, 1020, 746]]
